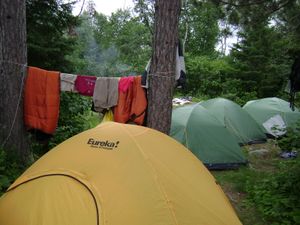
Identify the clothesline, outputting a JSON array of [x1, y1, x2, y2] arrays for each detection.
[[22, 66, 148, 135], [1, 58, 185, 144]]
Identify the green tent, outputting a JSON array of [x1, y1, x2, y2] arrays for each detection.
[[170, 104, 247, 169], [243, 97, 300, 137], [199, 98, 267, 145]]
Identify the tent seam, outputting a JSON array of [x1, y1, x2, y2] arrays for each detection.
[[121, 125, 180, 225]]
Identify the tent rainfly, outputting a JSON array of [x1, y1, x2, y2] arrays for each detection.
[[199, 98, 267, 145], [0, 122, 242, 225], [170, 104, 247, 169], [243, 97, 300, 137]]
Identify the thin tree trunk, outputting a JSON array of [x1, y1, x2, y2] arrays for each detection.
[[147, 0, 181, 134], [0, 0, 29, 161]]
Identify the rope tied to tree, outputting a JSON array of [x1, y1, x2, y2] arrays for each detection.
[[147, 71, 175, 78], [0, 60, 27, 148]]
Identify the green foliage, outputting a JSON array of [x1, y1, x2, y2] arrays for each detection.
[[185, 55, 256, 104], [184, 1, 220, 56], [48, 93, 95, 149], [246, 158, 300, 225], [277, 120, 300, 151], [185, 55, 233, 95], [230, 24, 290, 98], [26, 0, 78, 72], [0, 148, 29, 195]]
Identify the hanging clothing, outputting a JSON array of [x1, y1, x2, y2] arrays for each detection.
[[130, 76, 147, 125], [101, 109, 114, 123], [114, 77, 134, 123], [75, 75, 97, 96], [141, 40, 186, 88], [24, 67, 60, 134], [114, 76, 147, 125], [60, 73, 78, 92], [93, 77, 119, 113], [119, 76, 134, 93]]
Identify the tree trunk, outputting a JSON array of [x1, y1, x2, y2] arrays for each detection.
[[147, 0, 181, 134], [0, 0, 29, 160]]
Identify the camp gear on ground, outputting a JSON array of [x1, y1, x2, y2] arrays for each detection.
[[0, 122, 242, 225]]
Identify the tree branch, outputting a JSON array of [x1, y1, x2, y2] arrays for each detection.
[[217, 0, 275, 7]]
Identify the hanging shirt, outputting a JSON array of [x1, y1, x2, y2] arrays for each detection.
[[93, 77, 119, 113], [60, 73, 78, 92], [75, 75, 97, 96], [24, 67, 60, 134]]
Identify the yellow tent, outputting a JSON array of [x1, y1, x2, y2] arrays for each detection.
[[0, 122, 242, 225]]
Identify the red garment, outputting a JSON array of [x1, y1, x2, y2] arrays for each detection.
[[24, 67, 60, 134], [118, 76, 134, 93], [114, 76, 147, 125], [114, 80, 133, 123], [130, 76, 147, 125], [75, 75, 97, 96]]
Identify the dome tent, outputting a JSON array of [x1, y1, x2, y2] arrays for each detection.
[[199, 98, 267, 145], [170, 104, 247, 169], [0, 122, 242, 225], [243, 97, 300, 137]]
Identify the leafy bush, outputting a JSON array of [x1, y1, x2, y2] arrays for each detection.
[[246, 158, 300, 225], [245, 124, 300, 225], [277, 120, 300, 151], [185, 55, 258, 105], [0, 148, 28, 196], [48, 92, 95, 149], [31, 92, 98, 157]]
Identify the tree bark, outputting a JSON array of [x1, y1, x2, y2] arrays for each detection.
[[147, 0, 181, 134], [0, 0, 29, 160]]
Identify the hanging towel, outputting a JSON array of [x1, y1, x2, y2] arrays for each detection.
[[60, 73, 78, 92], [93, 77, 119, 112], [75, 75, 97, 96], [24, 67, 60, 134]]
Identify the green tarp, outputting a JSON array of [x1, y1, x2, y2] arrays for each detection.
[[199, 98, 267, 145], [170, 104, 247, 169]]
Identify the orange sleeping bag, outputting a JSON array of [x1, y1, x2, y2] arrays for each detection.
[[24, 67, 60, 134]]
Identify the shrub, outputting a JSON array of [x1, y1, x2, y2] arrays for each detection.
[[246, 158, 300, 225], [0, 148, 28, 196]]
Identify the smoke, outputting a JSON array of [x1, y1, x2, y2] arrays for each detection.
[[73, 13, 133, 77]]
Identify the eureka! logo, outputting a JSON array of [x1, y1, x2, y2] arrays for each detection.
[[87, 138, 120, 150]]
